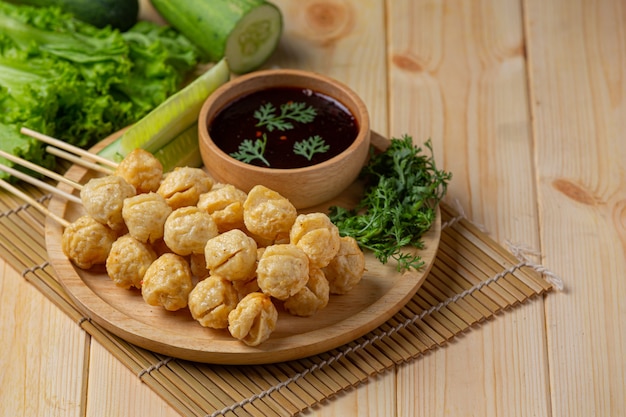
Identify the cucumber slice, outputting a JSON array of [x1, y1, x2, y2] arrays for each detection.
[[152, 125, 202, 172], [98, 59, 229, 162], [224, 3, 283, 74], [150, 0, 282, 74]]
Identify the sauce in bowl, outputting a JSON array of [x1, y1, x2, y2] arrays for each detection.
[[209, 87, 359, 169]]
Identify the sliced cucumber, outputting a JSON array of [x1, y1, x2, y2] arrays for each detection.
[[152, 125, 202, 172], [150, 0, 282, 74], [225, 3, 282, 74], [98, 59, 229, 162]]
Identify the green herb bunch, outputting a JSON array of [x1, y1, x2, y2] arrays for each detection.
[[329, 135, 451, 272]]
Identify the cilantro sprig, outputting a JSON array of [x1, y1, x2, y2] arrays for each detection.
[[229, 133, 270, 166], [293, 135, 330, 161], [329, 135, 451, 272], [254, 102, 317, 131], [231, 100, 330, 167]]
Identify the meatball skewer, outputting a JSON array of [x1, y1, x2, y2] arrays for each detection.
[[20, 126, 119, 171], [0, 136, 159, 271]]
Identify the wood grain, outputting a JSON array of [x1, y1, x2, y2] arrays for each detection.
[[85, 341, 180, 417], [525, 0, 626, 415], [387, 0, 549, 415], [0, 263, 88, 417], [269, 0, 389, 134]]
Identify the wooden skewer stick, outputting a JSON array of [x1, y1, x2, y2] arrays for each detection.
[[46, 146, 114, 175], [20, 126, 118, 169], [0, 178, 70, 227], [0, 163, 82, 205], [0, 149, 83, 191]]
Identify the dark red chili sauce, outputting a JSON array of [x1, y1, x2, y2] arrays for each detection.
[[208, 87, 359, 169]]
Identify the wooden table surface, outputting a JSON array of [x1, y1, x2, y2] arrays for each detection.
[[2, 0, 625, 415]]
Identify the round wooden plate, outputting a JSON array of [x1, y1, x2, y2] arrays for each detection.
[[45, 132, 440, 364]]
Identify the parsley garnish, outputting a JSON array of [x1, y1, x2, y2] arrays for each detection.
[[254, 102, 317, 131], [329, 136, 451, 272], [229, 133, 270, 166], [293, 135, 330, 161]]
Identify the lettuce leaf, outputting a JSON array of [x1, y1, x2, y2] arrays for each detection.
[[0, 1, 199, 179]]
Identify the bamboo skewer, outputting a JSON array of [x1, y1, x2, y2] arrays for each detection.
[[1, 127, 125, 230], [0, 163, 82, 205], [20, 126, 119, 169], [0, 178, 70, 227], [46, 146, 114, 175], [0, 149, 83, 191]]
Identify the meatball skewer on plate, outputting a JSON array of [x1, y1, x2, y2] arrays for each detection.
[[2, 142, 166, 273]]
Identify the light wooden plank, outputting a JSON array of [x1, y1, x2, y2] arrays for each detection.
[[269, 0, 389, 134], [524, 0, 626, 415], [86, 342, 182, 417], [387, 0, 550, 416], [0, 263, 88, 417]]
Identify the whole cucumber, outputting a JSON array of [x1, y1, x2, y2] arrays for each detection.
[[7, 0, 139, 31], [150, 0, 283, 74]]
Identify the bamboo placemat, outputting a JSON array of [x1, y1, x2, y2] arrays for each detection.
[[0, 187, 560, 417]]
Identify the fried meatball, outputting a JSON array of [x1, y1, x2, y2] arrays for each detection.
[[141, 253, 193, 311], [62, 215, 117, 269], [189, 253, 209, 280], [232, 278, 260, 301], [151, 238, 173, 256], [188, 275, 239, 329], [245, 230, 277, 248], [228, 292, 278, 347], [322, 236, 366, 294], [197, 183, 247, 232], [114, 148, 163, 194], [106, 234, 157, 289], [243, 185, 297, 242], [230, 248, 263, 299], [204, 229, 257, 281], [122, 192, 172, 244], [163, 206, 218, 256], [256, 244, 309, 300], [80, 175, 136, 232], [289, 212, 341, 268], [157, 167, 214, 209], [284, 267, 330, 317]]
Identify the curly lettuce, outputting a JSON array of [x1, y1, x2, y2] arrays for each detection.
[[0, 1, 199, 178]]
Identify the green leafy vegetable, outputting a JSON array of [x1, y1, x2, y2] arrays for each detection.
[[5, 0, 140, 31], [254, 101, 317, 132], [230, 133, 270, 166], [0, 2, 199, 179], [293, 135, 329, 161], [329, 136, 452, 272], [116, 21, 199, 117]]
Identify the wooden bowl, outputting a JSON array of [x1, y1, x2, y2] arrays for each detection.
[[198, 68, 371, 209]]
